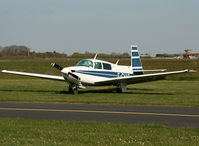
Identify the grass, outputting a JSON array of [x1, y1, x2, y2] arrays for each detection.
[[0, 58, 199, 106], [0, 79, 199, 106], [0, 58, 199, 145], [0, 57, 199, 80], [0, 118, 199, 145]]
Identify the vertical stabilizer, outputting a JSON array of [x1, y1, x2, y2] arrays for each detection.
[[131, 45, 144, 75]]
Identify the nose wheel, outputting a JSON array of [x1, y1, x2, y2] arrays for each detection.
[[69, 84, 78, 95]]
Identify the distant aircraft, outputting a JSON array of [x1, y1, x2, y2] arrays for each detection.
[[2, 45, 196, 94]]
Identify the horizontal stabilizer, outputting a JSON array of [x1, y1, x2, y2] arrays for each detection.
[[134, 69, 167, 72]]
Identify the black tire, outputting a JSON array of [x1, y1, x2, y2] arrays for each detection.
[[72, 84, 78, 95]]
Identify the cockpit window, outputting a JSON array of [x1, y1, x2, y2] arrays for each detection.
[[94, 62, 102, 69], [103, 63, 112, 70], [76, 60, 93, 68]]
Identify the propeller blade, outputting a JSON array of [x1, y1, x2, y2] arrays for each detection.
[[51, 63, 63, 71], [68, 72, 80, 80]]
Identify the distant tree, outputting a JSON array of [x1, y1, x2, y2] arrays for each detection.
[[156, 53, 181, 58], [71, 52, 82, 58], [1, 45, 30, 57], [0, 46, 2, 57], [121, 52, 130, 58], [30, 51, 67, 58]]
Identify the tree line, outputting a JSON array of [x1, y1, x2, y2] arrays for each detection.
[[0, 45, 131, 58], [0, 45, 67, 58]]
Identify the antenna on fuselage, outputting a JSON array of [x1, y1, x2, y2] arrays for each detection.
[[115, 59, 119, 65], [94, 54, 98, 60]]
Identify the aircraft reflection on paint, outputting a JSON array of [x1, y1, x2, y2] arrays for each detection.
[[2, 45, 196, 94]]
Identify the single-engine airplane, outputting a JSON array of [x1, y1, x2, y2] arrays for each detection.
[[2, 45, 196, 94]]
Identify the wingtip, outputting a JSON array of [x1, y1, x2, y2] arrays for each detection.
[[2, 70, 7, 72], [184, 69, 197, 73], [188, 69, 197, 73]]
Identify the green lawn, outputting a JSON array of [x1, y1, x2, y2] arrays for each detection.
[[0, 118, 199, 146], [0, 79, 199, 106], [0, 58, 199, 106], [0, 58, 199, 80], [0, 58, 199, 145]]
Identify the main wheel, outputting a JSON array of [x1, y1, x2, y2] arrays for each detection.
[[117, 83, 127, 93], [72, 84, 78, 95]]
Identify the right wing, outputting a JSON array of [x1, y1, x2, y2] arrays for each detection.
[[94, 69, 196, 85], [2, 70, 65, 81]]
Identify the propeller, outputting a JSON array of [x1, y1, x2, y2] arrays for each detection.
[[51, 63, 63, 71], [51, 63, 80, 80], [68, 72, 80, 80]]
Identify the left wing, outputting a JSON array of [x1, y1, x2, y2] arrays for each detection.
[[2, 70, 65, 81], [94, 69, 196, 85]]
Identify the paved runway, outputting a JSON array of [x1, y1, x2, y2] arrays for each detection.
[[0, 102, 199, 128]]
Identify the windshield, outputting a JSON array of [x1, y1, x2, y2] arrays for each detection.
[[76, 60, 93, 68]]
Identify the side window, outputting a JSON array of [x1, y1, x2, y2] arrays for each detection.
[[94, 62, 102, 69], [103, 63, 112, 70]]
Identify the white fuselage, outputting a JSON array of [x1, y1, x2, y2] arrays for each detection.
[[61, 59, 134, 86]]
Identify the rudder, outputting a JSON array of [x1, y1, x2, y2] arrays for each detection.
[[131, 45, 144, 75]]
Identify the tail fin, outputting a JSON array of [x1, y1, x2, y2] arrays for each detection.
[[131, 45, 144, 75]]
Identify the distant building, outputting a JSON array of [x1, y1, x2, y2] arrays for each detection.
[[140, 53, 151, 58], [184, 49, 199, 59]]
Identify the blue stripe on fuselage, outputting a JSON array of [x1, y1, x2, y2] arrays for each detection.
[[78, 70, 118, 75], [132, 68, 143, 71], [78, 72, 117, 78], [75, 70, 134, 78]]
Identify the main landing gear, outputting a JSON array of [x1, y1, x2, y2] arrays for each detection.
[[69, 84, 78, 95], [69, 83, 127, 94], [117, 83, 127, 93]]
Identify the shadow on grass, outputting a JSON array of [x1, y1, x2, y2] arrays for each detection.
[[127, 88, 154, 91], [0, 89, 56, 93], [78, 88, 174, 95], [0, 88, 174, 95]]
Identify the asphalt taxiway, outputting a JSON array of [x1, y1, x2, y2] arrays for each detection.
[[0, 102, 199, 128]]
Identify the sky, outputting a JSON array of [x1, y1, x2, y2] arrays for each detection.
[[0, 0, 199, 55]]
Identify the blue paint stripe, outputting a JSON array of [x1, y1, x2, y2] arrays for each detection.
[[132, 58, 142, 67], [132, 52, 139, 56], [77, 71, 118, 78], [77, 70, 118, 75], [75, 70, 137, 78], [132, 47, 137, 50], [133, 69, 143, 71], [132, 67, 143, 70]]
